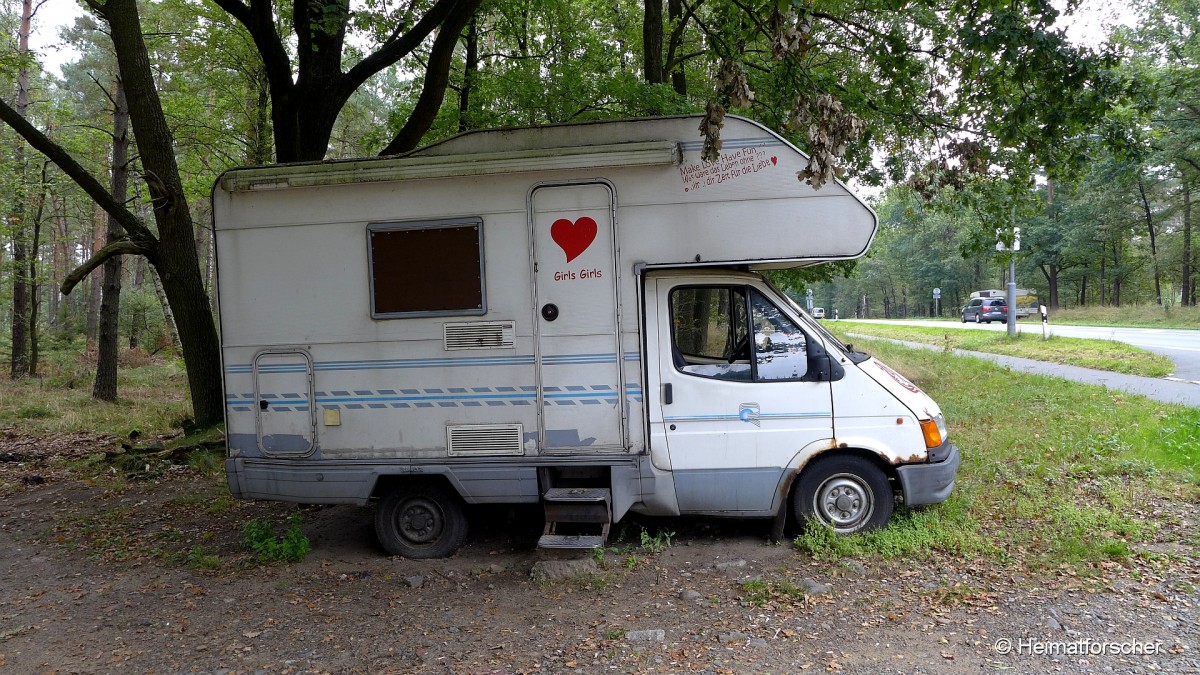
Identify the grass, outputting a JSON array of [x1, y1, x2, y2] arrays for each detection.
[[1049, 303, 1200, 329], [831, 321, 1175, 377], [0, 341, 191, 438], [794, 338, 1200, 572]]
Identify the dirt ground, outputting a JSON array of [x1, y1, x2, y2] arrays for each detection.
[[1, 433, 1197, 674]]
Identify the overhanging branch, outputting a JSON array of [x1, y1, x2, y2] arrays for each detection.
[[0, 95, 159, 251], [61, 240, 153, 296]]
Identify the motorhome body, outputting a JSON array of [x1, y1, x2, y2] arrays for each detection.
[[214, 115, 960, 558]]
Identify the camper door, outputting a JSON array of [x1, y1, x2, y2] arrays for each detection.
[[530, 182, 625, 452]]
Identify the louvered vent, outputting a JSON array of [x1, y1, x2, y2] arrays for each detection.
[[443, 321, 516, 350], [446, 424, 524, 457]]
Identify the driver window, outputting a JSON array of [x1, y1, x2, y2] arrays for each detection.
[[670, 286, 751, 381], [750, 290, 808, 380]]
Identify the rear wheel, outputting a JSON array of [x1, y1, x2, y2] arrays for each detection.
[[793, 455, 893, 534], [375, 482, 468, 558]]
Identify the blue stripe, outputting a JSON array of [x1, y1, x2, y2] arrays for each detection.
[[665, 412, 830, 422]]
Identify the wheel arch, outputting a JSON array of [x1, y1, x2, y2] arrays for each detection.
[[770, 446, 901, 533], [370, 472, 465, 502]]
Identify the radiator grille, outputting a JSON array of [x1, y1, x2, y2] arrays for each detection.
[[446, 424, 524, 456], [443, 321, 516, 350]]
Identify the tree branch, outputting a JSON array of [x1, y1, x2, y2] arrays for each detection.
[[0, 94, 159, 252], [342, 0, 466, 96], [61, 240, 153, 296], [378, 0, 483, 155]]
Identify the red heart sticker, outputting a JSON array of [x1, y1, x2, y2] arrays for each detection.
[[550, 217, 598, 263], [770, 156, 778, 165]]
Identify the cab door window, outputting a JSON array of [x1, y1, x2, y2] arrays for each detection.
[[669, 286, 809, 382]]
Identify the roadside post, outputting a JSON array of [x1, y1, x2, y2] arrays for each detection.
[[1040, 304, 1049, 340], [806, 288, 814, 312]]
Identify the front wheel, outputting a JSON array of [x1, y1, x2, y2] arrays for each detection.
[[375, 482, 468, 558], [793, 455, 893, 534]]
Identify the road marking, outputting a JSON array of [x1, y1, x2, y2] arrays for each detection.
[[1164, 377, 1200, 385]]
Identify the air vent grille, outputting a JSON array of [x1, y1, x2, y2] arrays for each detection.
[[447, 424, 524, 456], [443, 321, 516, 350]]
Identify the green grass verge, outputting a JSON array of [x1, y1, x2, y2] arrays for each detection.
[[794, 338, 1199, 571], [0, 344, 192, 438], [831, 321, 1175, 377], [1049, 303, 1200, 329]]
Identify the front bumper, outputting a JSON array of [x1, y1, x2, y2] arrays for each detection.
[[895, 443, 960, 506]]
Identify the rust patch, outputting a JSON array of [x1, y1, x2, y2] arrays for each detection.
[[890, 452, 925, 465]]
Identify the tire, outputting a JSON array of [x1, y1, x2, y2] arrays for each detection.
[[375, 482, 468, 558], [793, 455, 893, 534], [974, 313, 981, 323], [960, 315, 966, 323]]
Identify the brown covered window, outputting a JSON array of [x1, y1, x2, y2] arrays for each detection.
[[368, 218, 486, 318]]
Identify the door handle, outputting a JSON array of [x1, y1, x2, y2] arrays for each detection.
[[662, 383, 673, 405]]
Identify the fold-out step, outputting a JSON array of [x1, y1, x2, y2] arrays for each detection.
[[538, 487, 612, 550]]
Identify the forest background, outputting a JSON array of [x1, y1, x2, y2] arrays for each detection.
[[1, 0, 1197, 424]]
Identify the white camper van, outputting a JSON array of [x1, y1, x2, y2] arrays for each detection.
[[214, 115, 960, 558]]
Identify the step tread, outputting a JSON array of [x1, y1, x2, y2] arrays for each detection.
[[543, 487, 611, 502], [538, 534, 606, 549]]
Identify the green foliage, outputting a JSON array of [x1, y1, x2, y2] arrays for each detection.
[[187, 545, 222, 570], [241, 513, 312, 563], [638, 526, 674, 553]]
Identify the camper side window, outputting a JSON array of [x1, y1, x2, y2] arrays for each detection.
[[367, 218, 486, 318]]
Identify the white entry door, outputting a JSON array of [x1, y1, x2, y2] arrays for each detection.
[[531, 182, 624, 451]]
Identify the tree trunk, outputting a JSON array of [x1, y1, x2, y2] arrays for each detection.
[[643, 0, 665, 85], [1183, 183, 1193, 306], [27, 163, 48, 377], [95, 81, 130, 403], [129, 255, 144, 349], [248, 65, 273, 164], [101, 0, 223, 427], [9, 0, 34, 378], [667, 0, 687, 96], [1137, 177, 1162, 305], [86, 206, 104, 342], [458, 16, 478, 132], [151, 266, 179, 351], [1039, 262, 1059, 310]]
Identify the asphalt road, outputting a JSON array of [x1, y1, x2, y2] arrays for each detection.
[[841, 319, 1200, 408]]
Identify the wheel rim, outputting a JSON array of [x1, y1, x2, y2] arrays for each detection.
[[812, 473, 874, 533], [396, 497, 445, 545]]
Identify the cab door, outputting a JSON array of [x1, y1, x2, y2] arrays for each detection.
[[651, 277, 834, 513]]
